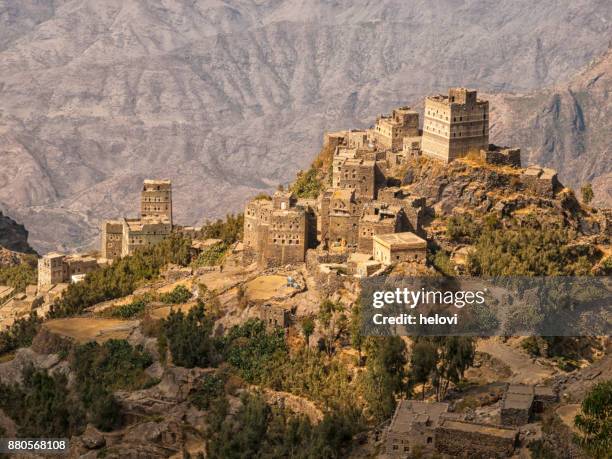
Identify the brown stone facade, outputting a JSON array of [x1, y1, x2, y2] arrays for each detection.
[[369, 107, 419, 151], [244, 191, 310, 267], [38, 253, 99, 290], [141, 179, 172, 222], [422, 88, 489, 163], [434, 420, 518, 458]]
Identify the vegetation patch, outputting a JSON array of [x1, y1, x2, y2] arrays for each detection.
[[0, 261, 37, 292], [0, 312, 42, 355]]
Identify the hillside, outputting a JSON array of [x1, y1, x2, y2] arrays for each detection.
[[490, 48, 612, 207], [0, 0, 610, 252]]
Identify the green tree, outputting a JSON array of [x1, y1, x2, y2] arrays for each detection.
[[0, 366, 84, 437], [0, 261, 37, 292], [574, 380, 611, 457], [318, 300, 344, 356], [163, 300, 215, 368], [362, 337, 408, 422], [200, 213, 244, 244], [581, 183, 594, 204], [410, 340, 438, 399], [301, 316, 315, 348], [350, 303, 365, 365]]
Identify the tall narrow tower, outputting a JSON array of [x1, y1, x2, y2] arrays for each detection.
[[141, 179, 172, 224], [421, 88, 489, 163]]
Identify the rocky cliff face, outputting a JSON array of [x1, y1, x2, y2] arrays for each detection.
[[0, 0, 610, 252], [0, 210, 35, 260], [489, 48, 612, 207]]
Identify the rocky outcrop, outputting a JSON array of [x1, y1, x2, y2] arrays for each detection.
[[0, 211, 35, 260], [0, 348, 68, 385]]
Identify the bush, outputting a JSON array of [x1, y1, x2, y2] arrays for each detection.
[[223, 319, 287, 383], [160, 284, 192, 304], [467, 216, 599, 276], [0, 262, 37, 292], [192, 243, 228, 267], [200, 214, 244, 244], [574, 380, 611, 457], [162, 301, 216, 368], [0, 366, 84, 437], [206, 393, 361, 459], [108, 298, 147, 319], [291, 167, 322, 199], [190, 373, 227, 410], [0, 312, 42, 355], [72, 339, 154, 430]]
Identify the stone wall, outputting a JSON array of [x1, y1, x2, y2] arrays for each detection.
[[435, 420, 518, 458]]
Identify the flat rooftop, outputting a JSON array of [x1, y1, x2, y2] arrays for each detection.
[[388, 400, 449, 434], [503, 393, 534, 410], [373, 232, 426, 249], [143, 179, 171, 185]]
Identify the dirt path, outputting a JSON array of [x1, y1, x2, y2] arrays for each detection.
[[477, 337, 555, 384]]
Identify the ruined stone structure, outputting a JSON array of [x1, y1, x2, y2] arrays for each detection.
[[421, 88, 489, 163], [369, 107, 419, 151], [373, 232, 427, 265], [480, 145, 522, 168], [259, 303, 291, 329], [500, 384, 558, 426], [244, 191, 310, 267], [520, 166, 560, 198], [37, 252, 99, 290], [434, 420, 518, 458], [141, 179, 172, 222]]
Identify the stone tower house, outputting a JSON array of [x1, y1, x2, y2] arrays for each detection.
[[421, 88, 489, 163], [141, 179, 172, 223]]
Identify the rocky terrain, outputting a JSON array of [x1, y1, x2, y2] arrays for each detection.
[[0, 210, 35, 263], [0, 0, 610, 252], [490, 48, 612, 208]]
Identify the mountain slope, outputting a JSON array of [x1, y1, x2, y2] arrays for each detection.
[[489, 48, 612, 207], [0, 0, 610, 252]]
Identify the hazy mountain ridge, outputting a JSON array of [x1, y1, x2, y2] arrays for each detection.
[[0, 0, 610, 252], [489, 48, 612, 207]]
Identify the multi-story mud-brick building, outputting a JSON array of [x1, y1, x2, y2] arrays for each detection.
[[141, 179, 173, 223], [421, 88, 489, 163], [243, 191, 310, 267], [369, 107, 420, 151]]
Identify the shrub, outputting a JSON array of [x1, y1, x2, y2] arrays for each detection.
[[192, 243, 228, 267], [200, 214, 244, 244], [0, 312, 41, 355], [108, 298, 147, 319], [160, 284, 192, 304], [0, 366, 84, 437], [162, 301, 216, 368], [291, 167, 322, 199], [0, 262, 37, 292]]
